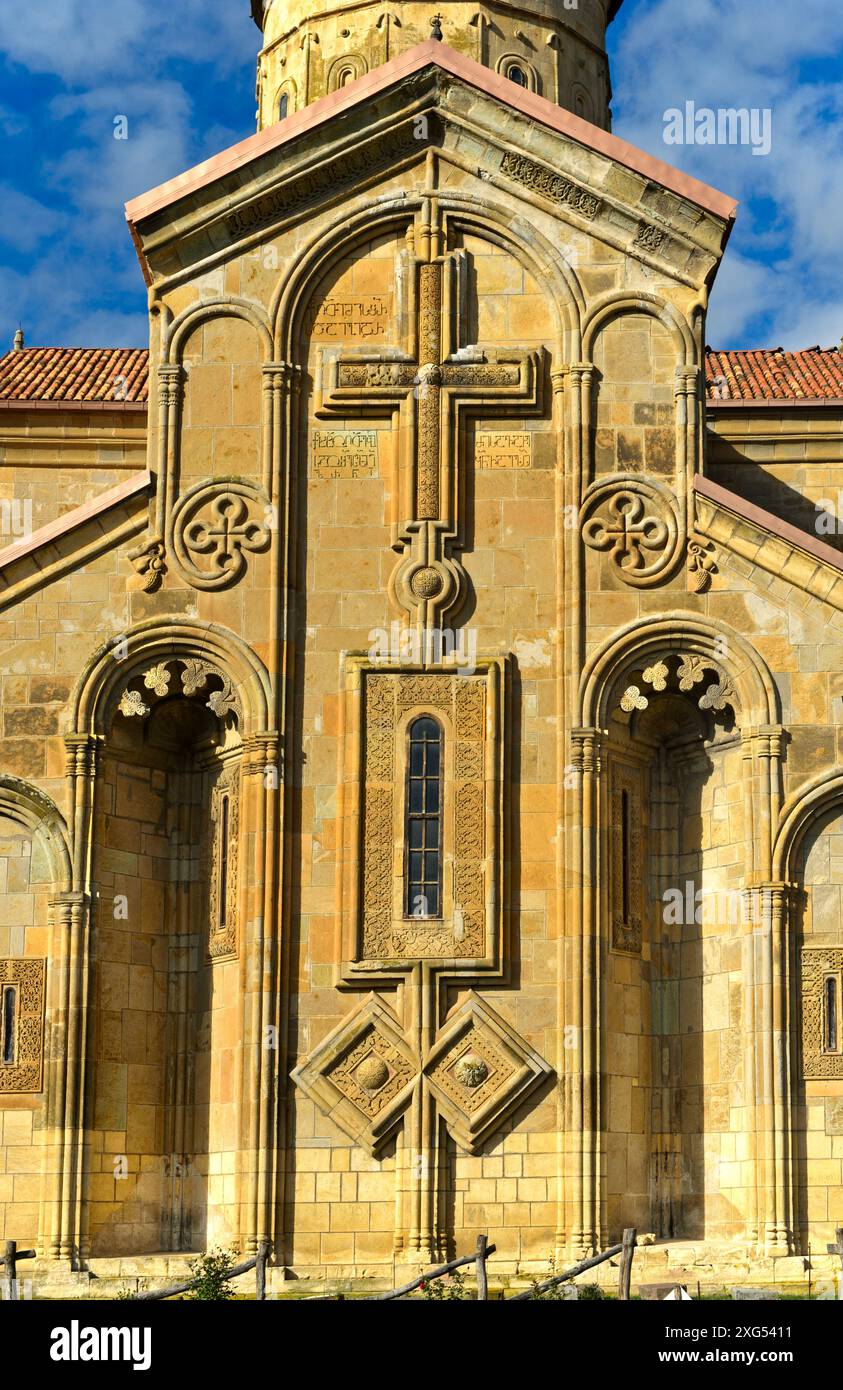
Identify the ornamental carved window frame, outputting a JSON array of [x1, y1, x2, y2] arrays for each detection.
[[801, 947, 843, 1079], [207, 759, 242, 963], [339, 653, 509, 979], [0, 958, 46, 1094]]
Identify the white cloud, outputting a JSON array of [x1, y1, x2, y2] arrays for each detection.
[[0, 0, 253, 85], [0, 187, 63, 253], [610, 0, 843, 346]]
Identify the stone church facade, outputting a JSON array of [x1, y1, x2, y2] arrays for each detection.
[[1, 0, 843, 1292]]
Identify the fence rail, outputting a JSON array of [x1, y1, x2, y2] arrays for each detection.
[[1, 1229, 639, 1302], [509, 1228, 637, 1301], [129, 1240, 271, 1301]]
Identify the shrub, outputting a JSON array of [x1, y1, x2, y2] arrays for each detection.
[[187, 1248, 238, 1301]]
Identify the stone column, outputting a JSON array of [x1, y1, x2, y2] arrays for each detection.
[[569, 727, 603, 1255], [61, 734, 100, 1267], [39, 891, 83, 1262], [241, 733, 281, 1254]]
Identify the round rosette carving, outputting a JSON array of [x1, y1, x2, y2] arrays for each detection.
[[171, 478, 271, 590], [389, 549, 468, 622], [580, 476, 682, 588]]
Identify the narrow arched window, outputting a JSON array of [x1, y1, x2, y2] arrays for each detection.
[[824, 975, 840, 1053], [218, 793, 230, 931], [507, 64, 529, 89], [620, 787, 631, 924], [405, 716, 443, 919], [1, 986, 16, 1065], [278, 93, 288, 121]]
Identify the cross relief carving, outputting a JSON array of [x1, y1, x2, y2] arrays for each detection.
[[295, 209, 552, 1258], [314, 244, 542, 628]]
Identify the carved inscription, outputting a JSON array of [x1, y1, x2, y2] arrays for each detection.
[[223, 126, 426, 239], [475, 431, 532, 470], [311, 428, 380, 479], [307, 295, 391, 340]]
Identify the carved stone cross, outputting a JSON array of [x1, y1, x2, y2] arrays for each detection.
[[316, 250, 540, 530]]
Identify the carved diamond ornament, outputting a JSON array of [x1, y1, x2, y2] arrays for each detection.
[[424, 996, 553, 1154], [292, 992, 552, 1157], [290, 996, 418, 1156]]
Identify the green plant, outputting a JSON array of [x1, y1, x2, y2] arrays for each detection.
[[187, 1248, 238, 1301], [419, 1269, 472, 1300], [577, 1283, 606, 1300]]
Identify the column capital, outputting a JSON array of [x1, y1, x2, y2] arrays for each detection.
[[64, 733, 102, 778], [674, 364, 700, 396], [570, 726, 604, 775], [262, 361, 301, 393], [157, 361, 185, 405]]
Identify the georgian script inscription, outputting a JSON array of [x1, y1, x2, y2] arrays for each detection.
[[475, 431, 532, 470], [308, 295, 391, 341], [222, 126, 426, 240], [311, 428, 380, 479]]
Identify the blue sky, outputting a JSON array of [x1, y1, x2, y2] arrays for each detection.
[[0, 0, 841, 352]]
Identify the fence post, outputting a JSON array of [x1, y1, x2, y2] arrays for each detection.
[[618, 1228, 636, 1301], [256, 1241, 270, 1302], [3, 1242, 15, 1302], [475, 1235, 488, 1301], [827, 1228, 843, 1299]]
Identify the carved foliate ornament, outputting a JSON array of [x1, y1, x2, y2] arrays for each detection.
[[0, 959, 46, 1093], [688, 539, 718, 593], [129, 536, 166, 592], [118, 689, 149, 718], [613, 653, 737, 720], [620, 685, 648, 713], [115, 659, 243, 724]]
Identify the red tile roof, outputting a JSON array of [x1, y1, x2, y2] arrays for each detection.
[[2, 344, 841, 409], [0, 347, 149, 406], [706, 347, 843, 404]]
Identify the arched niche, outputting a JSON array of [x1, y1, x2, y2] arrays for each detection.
[[575, 616, 782, 1246], [69, 620, 274, 1259], [774, 772, 843, 1248], [0, 780, 70, 1249]]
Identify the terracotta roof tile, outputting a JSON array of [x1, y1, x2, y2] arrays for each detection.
[[706, 347, 843, 404], [0, 347, 149, 405], [3, 344, 841, 408]]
